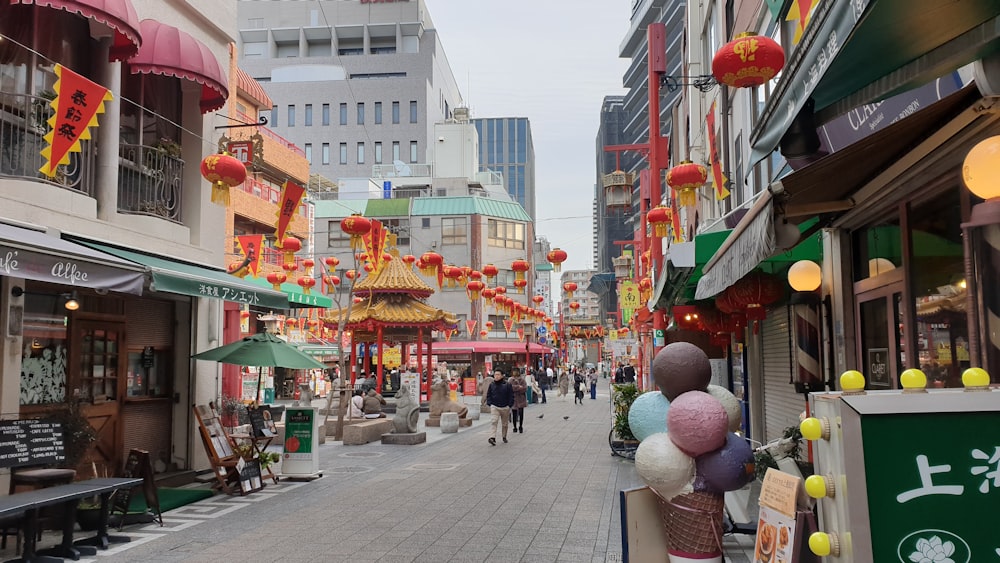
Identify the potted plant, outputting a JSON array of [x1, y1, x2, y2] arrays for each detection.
[[611, 383, 640, 444]]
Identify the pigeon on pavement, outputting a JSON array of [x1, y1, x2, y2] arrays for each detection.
[[537, 414, 544, 419], [563, 416, 570, 420]]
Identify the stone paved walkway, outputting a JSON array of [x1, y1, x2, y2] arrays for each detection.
[[3, 386, 757, 562]]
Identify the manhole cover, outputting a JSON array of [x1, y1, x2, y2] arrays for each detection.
[[406, 463, 458, 471], [325, 466, 372, 474], [340, 452, 384, 458]]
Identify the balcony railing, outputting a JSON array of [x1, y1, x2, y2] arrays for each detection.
[[371, 163, 433, 178], [0, 90, 95, 196], [117, 143, 183, 223]]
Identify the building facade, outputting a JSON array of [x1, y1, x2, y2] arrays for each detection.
[[0, 0, 293, 477], [235, 0, 463, 183], [472, 117, 537, 221], [594, 95, 632, 319]]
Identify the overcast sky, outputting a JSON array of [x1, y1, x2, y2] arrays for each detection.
[[423, 0, 631, 274]]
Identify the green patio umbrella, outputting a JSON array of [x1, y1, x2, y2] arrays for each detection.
[[192, 332, 326, 403]]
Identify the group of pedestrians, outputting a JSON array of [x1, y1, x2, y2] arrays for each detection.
[[484, 363, 608, 445]]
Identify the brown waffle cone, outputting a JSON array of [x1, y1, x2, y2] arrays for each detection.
[[654, 490, 724, 555]]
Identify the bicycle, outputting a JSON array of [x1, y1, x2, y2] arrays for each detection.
[[723, 435, 812, 535]]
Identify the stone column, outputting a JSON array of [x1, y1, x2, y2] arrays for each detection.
[[95, 38, 121, 221], [180, 81, 205, 246]]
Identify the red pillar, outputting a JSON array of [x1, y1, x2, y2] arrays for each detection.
[[417, 328, 424, 396], [349, 333, 357, 386], [426, 340, 434, 400], [376, 326, 385, 393], [648, 22, 668, 357], [221, 303, 242, 401]]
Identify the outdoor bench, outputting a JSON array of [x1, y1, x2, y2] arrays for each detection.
[[342, 419, 393, 445]]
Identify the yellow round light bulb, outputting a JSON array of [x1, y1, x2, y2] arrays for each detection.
[[962, 367, 990, 388], [963, 136, 1000, 200], [809, 532, 832, 556], [787, 260, 822, 292], [800, 417, 824, 441], [840, 370, 866, 391], [900, 368, 927, 390], [805, 475, 829, 499]]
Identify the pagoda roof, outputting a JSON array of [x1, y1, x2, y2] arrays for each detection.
[[353, 253, 434, 298], [324, 293, 458, 331]]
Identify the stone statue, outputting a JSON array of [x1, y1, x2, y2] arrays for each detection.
[[429, 378, 468, 418], [393, 383, 420, 433]]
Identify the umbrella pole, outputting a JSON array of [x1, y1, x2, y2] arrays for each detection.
[[256, 366, 264, 406]]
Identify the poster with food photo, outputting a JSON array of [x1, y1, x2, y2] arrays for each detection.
[[754, 505, 796, 563]]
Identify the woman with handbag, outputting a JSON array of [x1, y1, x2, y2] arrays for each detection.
[[509, 369, 528, 433]]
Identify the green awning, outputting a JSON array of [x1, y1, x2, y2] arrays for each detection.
[[750, 0, 1000, 167], [77, 241, 289, 309], [365, 198, 410, 217], [244, 276, 333, 308]]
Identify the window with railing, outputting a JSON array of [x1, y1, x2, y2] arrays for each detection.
[[488, 219, 525, 249], [383, 218, 410, 246]]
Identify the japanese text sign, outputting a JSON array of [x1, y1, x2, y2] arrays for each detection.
[[41, 65, 112, 177], [274, 181, 305, 244]]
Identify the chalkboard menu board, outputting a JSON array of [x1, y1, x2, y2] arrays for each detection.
[[111, 449, 162, 528], [0, 420, 65, 468], [239, 459, 263, 493]]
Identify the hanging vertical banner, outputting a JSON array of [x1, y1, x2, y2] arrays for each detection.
[[361, 220, 387, 274], [274, 181, 306, 245], [466, 320, 477, 337], [706, 102, 730, 201], [786, 0, 818, 44], [503, 318, 514, 337], [619, 281, 640, 325], [236, 234, 265, 277], [516, 327, 525, 342], [40, 65, 112, 178], [671, 195, 684, 243]]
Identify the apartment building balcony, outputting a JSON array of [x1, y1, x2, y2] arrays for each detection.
[[0, 90, 96, 196], [117, 143, 184, 222]]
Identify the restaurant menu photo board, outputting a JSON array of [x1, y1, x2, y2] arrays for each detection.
[[0, 420, 65, 468]]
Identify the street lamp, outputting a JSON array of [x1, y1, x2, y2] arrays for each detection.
[[787, 260, 821, 293]]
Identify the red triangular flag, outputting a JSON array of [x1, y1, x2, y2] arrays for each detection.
[[41, 65, 112, 177]]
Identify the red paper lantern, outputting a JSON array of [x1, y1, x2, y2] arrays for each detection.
[[513, 278, 528, 293], [468, 270, 482, 281], [480, 330, 489, 338], [402, 254, 416, 267], [442, 265, 464, 287], [297, 276, 316, 294], [568, 301, 580, 311], [485, 321, 494, 329], [419, 251, 443, 277], [200, 152, 246, 206], [279, 236, 301, 264], [546, 248, 568, 272], [382, 252, 392, 262], [727, 271, 783, 332], [240, 311, 250, 319], [353, 296, 364, 304], [466, 280, 485, 301], [345, 269, 357, 281], [712, 32, 785, 88], [715, 290, 746, 332], [324, 256, 340, 268], [618, 327, 630, 338], [481, 288, 496, 300], [494, 285, 507, 295], [532, 295, 544, 305], [265, 271, 286, 290], [302, 258, 314, 270], [511, 259, 530, 284], [638, 277, 653, 303], [672, 304, 702, 330], [563, 281, 578, 299], [647, 205, 671, 238], [493, 295, 506, 311], [363, 263, 375, 273], [340, 214, 372, 250], [482, 264, 499, 281], [667, 161, 708, 208], [282, 262, 297, 273]]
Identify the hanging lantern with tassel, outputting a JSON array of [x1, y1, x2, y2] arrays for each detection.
[[712, 32, 785, 88], [563, 281, 578, 299], [511, 259, 530, 284], [466, 280, 484, 301], [482, 264, 499, 283], [340, 214, 371, 250], [279, 236, 301, 264], [647, 205, 671, 238], [546, 248, 568, 272], [200, 152, 246, 206], [297, 276, 316, 295], [667, 160, 708, 209], [265, 272, 286, 291]]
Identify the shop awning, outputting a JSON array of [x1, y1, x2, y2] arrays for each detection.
[[235, 66, 271, 109], [76, 241, 288, 309], [750, 0, 1000, 167], [0, 223, 145, 294], [128, 19, 228, 113], [695, 86, 986, 300], [431, 341, 554, 355], [243, 276, 333, 309], [13, 0, 142, 61]]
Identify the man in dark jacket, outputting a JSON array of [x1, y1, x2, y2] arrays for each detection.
[[485, 370, 514, 446], [536, 367, 549, 404]]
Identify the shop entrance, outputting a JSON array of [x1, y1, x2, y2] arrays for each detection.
[[74, 319, 126, 472], [855, 275, 905, 390]]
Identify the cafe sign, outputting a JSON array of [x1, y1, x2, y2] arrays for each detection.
[[0, 245, 144, 295]]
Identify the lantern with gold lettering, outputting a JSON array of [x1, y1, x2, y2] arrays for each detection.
[[563, 281, 578, 299], [647, 205, 671, 238], [511, 259, 530, 285], [546, 248, 568, 272], [200, 152, 247, 206], [667, 161, 708, 209], [712, 32, 785, 88], [340, 214, 371, 250], [280, 236, 301, 264], [482, 263, 499, 283], [265, 272, 286, 291]]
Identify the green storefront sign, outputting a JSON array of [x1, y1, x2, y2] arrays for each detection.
[[841, 392, 1000, 562], [283, 408, 314, 460]]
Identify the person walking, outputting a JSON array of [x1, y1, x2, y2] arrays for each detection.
[[537, 366, 550, 404], [524, 368, 535, 405], [485, 370, 514, 445], [573, 370, 586, 405], [588, 369, 599, 400], [509, 369, 527, 434], [557, 367, 570, 401]]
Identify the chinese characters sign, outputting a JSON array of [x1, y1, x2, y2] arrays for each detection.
[[274, 180, 305, 244], [236, 234, 265, 277], [40, 65, 112, 177], [863, 410, 999, 561]]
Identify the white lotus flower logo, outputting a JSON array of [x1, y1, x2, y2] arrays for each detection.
[[908, 536, 955, 563]]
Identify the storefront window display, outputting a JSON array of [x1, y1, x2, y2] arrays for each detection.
[[127, 347, 170, 398], [910, 189, 968, 387], [20, 293, 68, 405], [852, 219, 904, 283]]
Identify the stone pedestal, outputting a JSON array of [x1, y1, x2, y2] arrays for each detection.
[[440, 412, 459, 433], [381, 432, 427, 445], [466, 403, 481, 421]]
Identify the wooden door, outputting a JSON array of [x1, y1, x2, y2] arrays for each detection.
[[855, 281, 905, 390], [74, 320, 126, 473]]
